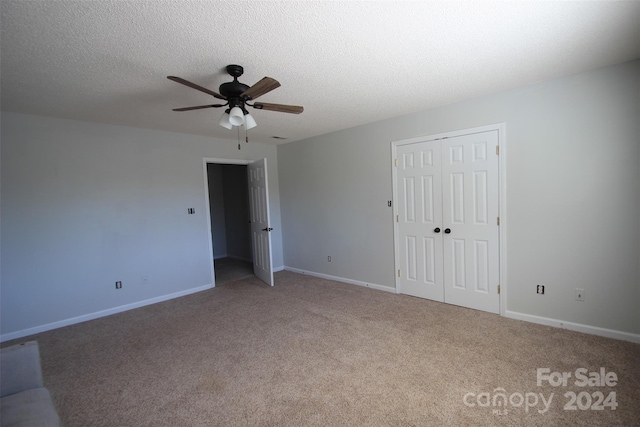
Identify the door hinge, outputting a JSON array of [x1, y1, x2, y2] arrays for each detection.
[[497, 216, 500, 226], [498, 284, 501, 294], [396, 214, 399, 222], [398, 269, 401, 277], [496, 146, 500, 155], [395, 158, 398, 166]]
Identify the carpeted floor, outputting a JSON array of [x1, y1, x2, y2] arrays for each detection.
[[3, 271, 639, 426], [214, 257, 254, 285]]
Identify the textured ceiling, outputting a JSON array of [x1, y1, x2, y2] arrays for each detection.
[[1, 1, 639, 145]]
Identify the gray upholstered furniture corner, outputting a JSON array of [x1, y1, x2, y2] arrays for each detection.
[[1, 341, 61, 427]]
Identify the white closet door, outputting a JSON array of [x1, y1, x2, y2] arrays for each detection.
[[395, 130, 500, 314], [441, 131, 500, 313], [396, 141, 444, 301]]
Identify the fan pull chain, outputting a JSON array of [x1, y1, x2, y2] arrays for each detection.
[[237, 125, 241, 150]]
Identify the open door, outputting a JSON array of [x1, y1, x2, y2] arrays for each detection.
[[248, 158, 274, 286]]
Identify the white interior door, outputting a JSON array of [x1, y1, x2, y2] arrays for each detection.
[[396, 141, 444, 301], [441, 131, 499, 313], [394, 130, 500, 314], [248, 158, 274, 286]]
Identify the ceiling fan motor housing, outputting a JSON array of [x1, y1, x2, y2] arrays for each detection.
[[219, 80, 250, 99]]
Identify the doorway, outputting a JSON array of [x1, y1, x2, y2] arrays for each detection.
[[207, 163, 253, 284], [203, 158, 275, 287]]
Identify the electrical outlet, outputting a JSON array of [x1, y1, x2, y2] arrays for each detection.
[[575, 288, 585, 302], [142, 276, 148, 285], [536, 284, 545, 295], [115, 281, 122, 289], [327, 256, 331, 262]]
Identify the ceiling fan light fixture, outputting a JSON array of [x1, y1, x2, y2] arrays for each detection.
[[244, 113, 257, 130], [218, 111, 232, 129], [228, 106, 245, 126]]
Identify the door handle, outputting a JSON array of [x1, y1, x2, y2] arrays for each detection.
[[262, 227, 273, 232], [444, 228, 451, 234], [434, 228, 441, 233]]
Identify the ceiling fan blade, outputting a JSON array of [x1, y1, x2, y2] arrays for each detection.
[[253, 102, 304, 114], [167, 76, 226, 100], [241, 77, 281, 100], [172, 104, 225, 112]]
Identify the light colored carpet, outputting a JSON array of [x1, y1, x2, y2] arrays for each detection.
[[3, 271, 639, 426], [214, 257, 254, 285]]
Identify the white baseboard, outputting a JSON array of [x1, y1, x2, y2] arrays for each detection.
[[0, 284, 214, 343], [283, 266, 395, 293], [213, 253, 228, 260], [280, 268, 639, 343], [7, 279, 634, 345], [505, 310, 640, 344], [273, 265, 285, 272]]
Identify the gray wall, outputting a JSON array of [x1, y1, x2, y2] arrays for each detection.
[[221, 165, 251, 261], [278, 60, 640, 335], [1, 113, 283, 338], [207, 164, 227, 259]]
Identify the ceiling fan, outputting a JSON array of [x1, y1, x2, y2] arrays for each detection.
[[168, 64, 303, 130]]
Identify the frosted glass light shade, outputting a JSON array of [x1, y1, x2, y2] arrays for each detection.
[[229, 107, 245, 126], [219, 112, 232, 129], [244, 113, 257, 130]]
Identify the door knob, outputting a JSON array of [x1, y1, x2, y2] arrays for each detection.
[[262, 227, 273, 232], [434, 228, 441, 233], [444, 228, 451, 234]]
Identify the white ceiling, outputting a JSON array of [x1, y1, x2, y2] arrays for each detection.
[[1, 1, 639, 145]]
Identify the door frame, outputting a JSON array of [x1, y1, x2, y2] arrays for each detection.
[[391, 123, 507, 316], [203, 157, 253, 287]]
